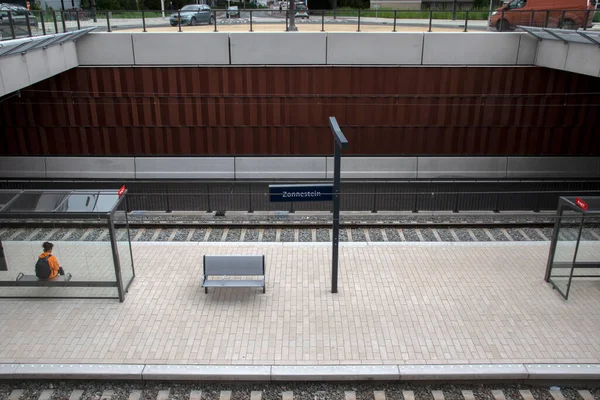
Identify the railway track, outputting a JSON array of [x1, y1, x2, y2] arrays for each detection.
[[0, 383, 598, 400]]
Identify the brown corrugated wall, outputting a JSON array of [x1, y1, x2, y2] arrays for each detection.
[[1, 66, 599, 156]]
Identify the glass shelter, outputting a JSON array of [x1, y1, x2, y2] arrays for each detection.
[[545, 196, 600, 300], [0, 189, 134, 302]]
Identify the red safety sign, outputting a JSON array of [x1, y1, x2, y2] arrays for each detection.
[[118, 185, 126, 198], [575, 197, 588, 211]]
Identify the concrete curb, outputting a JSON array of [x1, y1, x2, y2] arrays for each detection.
[[1, 363, 600, 381]]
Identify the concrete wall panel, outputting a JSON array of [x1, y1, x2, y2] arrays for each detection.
[[564, 42, 600, 77], [327, 33, 423, 65], [132, 33, 229, 65], [46, 157, 135, 179], [417, 157, 507, 179], [423, 33, 521, 65], [326, 157, 417, 179], [62, 41, 79, 70], [47, 44, 69, 76], [230, 33, 326, 65], [516, 34, 537, 65], [507, 157, 598, 178], [25, 50, 52, 85], [535, 39, 568, 71], [76, 33, 134, 65], [236, 157, 327, 179], [135, 157, 234, 179], [0, 157, 46, 178], [1, 54, 31, 94]]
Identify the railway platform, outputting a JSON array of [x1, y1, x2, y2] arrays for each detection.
[[1, 240, 600, 381]]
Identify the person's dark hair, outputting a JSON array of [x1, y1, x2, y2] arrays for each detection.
[[42, 242, 54, 252]]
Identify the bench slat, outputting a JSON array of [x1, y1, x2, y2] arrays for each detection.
[[204, 255, 264, 276], [203, 279, 264, 288]]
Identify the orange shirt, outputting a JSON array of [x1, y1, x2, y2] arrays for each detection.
[[38, 252, 60, 279]]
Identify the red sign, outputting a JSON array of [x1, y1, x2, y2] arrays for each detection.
[[575, 197, 588, 211], [117, 185, 126, 198]]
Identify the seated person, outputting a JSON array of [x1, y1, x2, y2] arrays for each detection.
[[36, 242, 65, 279]]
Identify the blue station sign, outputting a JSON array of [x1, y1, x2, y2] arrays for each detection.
[[269, 184, 334, 202]]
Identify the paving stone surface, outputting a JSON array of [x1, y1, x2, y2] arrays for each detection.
[[1, 242, 600, 365]]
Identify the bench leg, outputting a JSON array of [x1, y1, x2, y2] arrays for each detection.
[[205, 287, 207, 294]]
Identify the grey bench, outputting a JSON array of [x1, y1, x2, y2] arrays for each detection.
[[202, 255, 265, 294], [14, 272, 73, 286]]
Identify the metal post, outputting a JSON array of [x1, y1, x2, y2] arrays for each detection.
[[464, 10, 468, 31], [91, 0, 97, 22], [76, 8, 80, 30], [53, 11, 59, 34], [249, 9, 253, 31], [142, 10, 147, 32], [61, 10, 66, 32], [107, 11, 111, 32], [428, 10, 432, 32], [40, 11, 46, 35], [544, 10, 549, 27], [178, 9, 182, 31], [108, 215, 126, 302], [333, 0, 337, 19], [357, 8, 360, 32], [321, 10, 324, 31], [25, 12, 33, 36], [8, 12, 15, 39], [285, 8, 289, 30], [213, 10, 217, 32], [248, 182, 253, 213], [529, 10, 534, 26], [560, 10, 565, 28], [583, 9, 590, 30], [393, 10, 396, 32], [329, 116, 349, 294]]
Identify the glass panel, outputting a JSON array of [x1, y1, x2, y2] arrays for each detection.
[[58, 192, 99, 212], [549, 207, 582, 298], [0, 192, 19, 210], [2, 192, 70, 213], [94, 194, 120, 212], [573, 216, 600, 277], [0, 221, 119, 299]]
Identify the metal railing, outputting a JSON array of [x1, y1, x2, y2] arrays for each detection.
[[1, 7, 597, 40]]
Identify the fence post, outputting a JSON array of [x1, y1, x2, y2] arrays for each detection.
[[206, 183, 212, 213], [213, 10, 217, 32], [178, 9, 182, 32], [583, 9, 590, 30], [559, 10, 565, 28], [393, 10, 397, 32], [107, 11, 112, 32], [40, 11, 46, 35], [7, 11, 15, 39], [428, 10, 432, 32], [249, 9, 253, 31], [464, 10, 468, 32], [142, 10, 146, 32], [529, 10, 534, 26], [60, 10, 66, 32], [545, 10, 549, 27], [248, 182, 253, 213], [371, 184, 377, 213], [76, 9, 81, 30], [25, 12, 32, 37], [285, 8, 289, 31], [321, 10, 324, 32], [53, 11, 59, 34], [356, 9, 360, 32]]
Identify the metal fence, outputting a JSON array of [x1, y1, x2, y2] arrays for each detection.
[[2, 7, 598, 40], [2, 180, 599, 213]]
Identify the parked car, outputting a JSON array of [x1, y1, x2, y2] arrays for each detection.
[[488, 0, 596, 31], [226, 5, 240, 18], [295, 3, 309, 18], [170, 4, 214, 26], [0, 3, 38, 40]]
